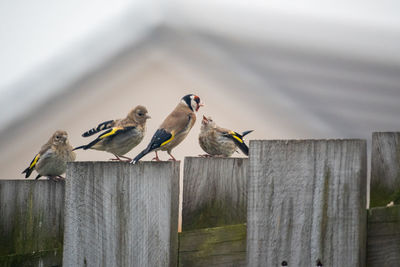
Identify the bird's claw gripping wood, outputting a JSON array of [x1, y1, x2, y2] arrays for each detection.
[[110, 154, 132, 162], [199, 154, 213, 158]]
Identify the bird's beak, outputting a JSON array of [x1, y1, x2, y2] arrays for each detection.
[[146, 115, 151, 119], [196, 102, 204, 112], [202, 115, 208, 124]]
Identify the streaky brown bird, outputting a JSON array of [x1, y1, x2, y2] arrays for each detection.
[[22, 130, 76, 181], [199, 115, 253, 157], [74, 105, 150, 161]]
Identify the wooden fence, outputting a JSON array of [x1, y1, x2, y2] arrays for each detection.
[[0, 133, 399, 266]]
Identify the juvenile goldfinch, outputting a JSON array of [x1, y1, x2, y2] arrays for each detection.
[[131, 94, 203, 164], [199, 115, 253, 157], [22, 130, 76, 181], [74, 105, 150, 161]]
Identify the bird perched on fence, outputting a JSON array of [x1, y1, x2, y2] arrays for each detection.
[[199, 115, 253, 157], [22, 130, 76, 181], [131, 94, 203, 164], [74, 105, 150, 161]]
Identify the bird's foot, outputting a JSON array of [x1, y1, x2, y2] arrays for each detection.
[[151, 157, 161, 161], [48, 176, 63, 182], [109, 155, 132, 162], [199, 154, 213, 158], [167, 152, 176, 161]]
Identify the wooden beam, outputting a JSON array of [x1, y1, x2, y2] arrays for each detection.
[[62, 161, 179, 267], [0, 180, 64, 266], [182, 157, 248, 231], [178, 224, 246, 267], [370, 132, 400, 207], [367, 205, 400, 266], [247, 140, 367, 266]]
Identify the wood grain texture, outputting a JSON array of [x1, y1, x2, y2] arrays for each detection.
[[0, 180, 65, 266], [367, 205, 400, 267], [179, 224, 246, 267], [247, 140, 367, 267], [371, 132, 400, 207], [182, 157, 248, 231], [62, 161, 179, 267]]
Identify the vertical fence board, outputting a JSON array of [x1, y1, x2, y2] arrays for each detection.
[[62, 161, 179, 267], [247, 140, 367, 266], [182, 157, 248, 231], [371, 132, 400, 207], [0, 180, 64, 266], [367, 206, 400, 267]]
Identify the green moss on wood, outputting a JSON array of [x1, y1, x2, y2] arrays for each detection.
[[183, 200, 246, 231], [370, 184, 398, 208], [178, 224, 246, 267], [0, 248, 62, 267]]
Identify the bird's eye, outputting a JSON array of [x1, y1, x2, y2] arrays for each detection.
[[138, 112, 144, 116]]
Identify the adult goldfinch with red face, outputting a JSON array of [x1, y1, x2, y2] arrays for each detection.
[[199, 115, 253, 157], [74, 105, 150, 161], [22, 130, 76, 181], [131, 94, 203, 164]]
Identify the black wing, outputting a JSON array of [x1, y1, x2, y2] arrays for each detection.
[[82, 120, 114, 137], [131, 129, 173, 163]]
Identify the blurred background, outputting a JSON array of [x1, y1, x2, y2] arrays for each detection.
[[1, 0, 400, 180]]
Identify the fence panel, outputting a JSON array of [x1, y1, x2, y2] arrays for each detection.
[[367, 205, 400, 266], [247, 140, 367, 266], [371, 132, 400, 207], [0, 180, 64, 266], [182, 157, 248, 231], [62, 161, 179, 267]]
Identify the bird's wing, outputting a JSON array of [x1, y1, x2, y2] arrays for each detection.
[[76, 126, 136, 150], [82, 120, 115, 137], [147, 129, 174, 151]]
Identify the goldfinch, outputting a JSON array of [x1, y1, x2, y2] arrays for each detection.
[[22, 130, 76, 181], [74, 105, 150, 161], [131, 94, 203, 163], [199, 115, 253, 157]]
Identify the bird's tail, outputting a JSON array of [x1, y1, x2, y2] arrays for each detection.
[[82, 120, 114, 137], [242, 130, 254, 137], [235, 141, 250, 156], [131, 146, 152, 164], [73, 145, 88, 151], [22, 167, 34, 178], [226, 130, 253, 156]]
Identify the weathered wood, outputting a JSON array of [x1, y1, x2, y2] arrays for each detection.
[[62, 161, 179, 267], [367, 205, 400, 266], [182, 157, 248, 231], [370, 132, 400, 207], [247, 140, 367, 266], [179, 224, 246, 267], [0, 180, 65, 267]]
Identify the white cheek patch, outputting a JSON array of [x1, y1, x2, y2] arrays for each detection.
[[191, 100, 198, 111]]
